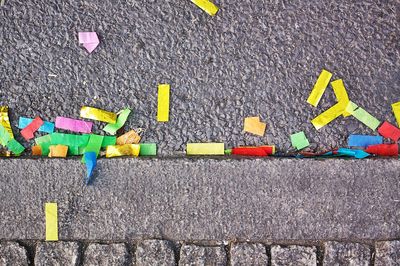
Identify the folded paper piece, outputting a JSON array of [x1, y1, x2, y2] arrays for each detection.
[[392, 101, 400, 127], [45, 202, 58, 241], [84, 152, 97, 185], [6, 138, 25, 155], [20, 117, 44, 141], [336, 148, 370, 159], [80, 106, 117, 124], [345, 101, 381, 131], [157, 84, 170, 122], [186, 143, 224, 155], [117, 129, 141, 145], [0, 106, 14, 139], [377, 121, 400, 142], [0, 124, 10, 146], [365, 144, 398, 156], [55, 117, 93, 133], [232, 146, 275, 157], [244, 116, 266, 136], [82, 134, 103, 163], [48, 145, 68, 158], [307, 69, 332, 107], [78, 32, 99, 53], [103, 108, 131, 135], [191, 0, 219, 16], [101, 136, 117, 148], [139, 143, 157, 156], [290, 131, 310, 150], [106, 144, 140, 158], [18, 117, 55, 133], [331, 79, 351, 117], [348, 135, 383, 147], [32, 145, 42, 156]]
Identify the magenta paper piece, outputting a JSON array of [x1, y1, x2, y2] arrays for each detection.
[[55, 117, 93, 133], [78, 32, 100, 53]]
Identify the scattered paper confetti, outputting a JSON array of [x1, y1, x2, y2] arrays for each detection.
[[103, 108, 131, 135], [105, 144, 140, 158], [392, 101, 400, 127], [157, 84, 170, 122], [0, 106, 14, 139], [55, 117, 93, 134], [243, 116, 266, 136], [290, 131, 310, 150], [348, 135, 383, 147], [78, 32, 100, 53], [20, 116, 44, 141], [80, 106, 117, 124], [191, 0, 219, 16], [331, 79, 351, 117], [139, 143, 157, 156], [32, 145, 42, 156], [186, 143, 224, 155], [18, 117, 55, 134], [307, 69, 332, 107], [336, 148, 370, 159], [346, 101, 381, 131], [84, 152, 97, 185], [377, 121, 400, 142], [48, 145, 68, 158], [365, 144, 398, 156], [45, 202, 58, 241], [116, 129, 141, 145]]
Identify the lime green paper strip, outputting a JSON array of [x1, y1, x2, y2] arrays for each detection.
[[139, 143, 157, 156], [35, 134, 52, 156], [392, 101, 400, 127], [187, 143, 224, 155], [307, 69, 332, 107], [51, 133, 89, 147], [6, 138, 25, 155], [101, 136, 117, 148], [157, 84, 170, 122], [346, 101, 381, 131], [331, 79, 351, 117], [290, 131, 310, 150], [82, 134, 104, 162], [103, 108, 131, 135]]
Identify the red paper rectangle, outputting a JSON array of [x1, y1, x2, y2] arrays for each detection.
[[378, 121, 400, 141], [20, 116, 44, 140]]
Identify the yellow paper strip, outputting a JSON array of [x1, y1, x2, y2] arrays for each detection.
[[307, 69, 332, 107], [105, 144, 140, 158], [186, 143, 224, 155], [157, 84, 170, 122], [80, 106, 117, 124], [311, 102, 346, 130], [392, 101, 400, 127], [0, 106, 14, 139], [45, 203, 58, 241], [331, 79, 351, 117], [191, 0, 219, 16]]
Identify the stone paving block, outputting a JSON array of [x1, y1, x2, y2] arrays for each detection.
[[0, 242, 29, 266], [231, 243, 268, 266], [179, 245, 227, 266], [375, 240, 400, 266], [135, 240, 175, 266], [83, 243, 129, 266], [323, 241, 371, 266], [34, 241, 80, 266], [271, 245, 317, 266]]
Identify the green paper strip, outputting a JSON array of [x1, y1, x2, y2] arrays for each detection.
[[6, 139, 25, 155], [50, 133, 89, 147], [290, 131, 310, 150], [103, 108, 131, 135], [346, 101, 381, 131], [101, 136, 117, 148], [139, 143, 157, 156], [0, 124, 10, 146], [35, 135, 52, 156], [82, 134, 104, 162], [68, 146, 81, 156]]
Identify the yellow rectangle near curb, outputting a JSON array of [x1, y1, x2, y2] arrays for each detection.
[[187, 143, 225, 155], [45, 202, 58, 241]]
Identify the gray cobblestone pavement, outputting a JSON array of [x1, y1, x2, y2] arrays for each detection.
[[2, 240, 400, 265]]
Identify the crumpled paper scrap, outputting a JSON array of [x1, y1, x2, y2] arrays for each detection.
[[116, 129, 141, 145], [103, 108, 131, 135]]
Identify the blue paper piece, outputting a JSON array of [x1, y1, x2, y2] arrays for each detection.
[[83, 151, 97, 185], [337, 148, 370, 159], [348, 134, 383, 147], [18, 117, 55, 133]]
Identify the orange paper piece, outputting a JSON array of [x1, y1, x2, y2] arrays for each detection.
[[116, 130, 141, 145], [244, 117, 266, 136], [48, 145, 68, 158], [32, 145, 42, 156]]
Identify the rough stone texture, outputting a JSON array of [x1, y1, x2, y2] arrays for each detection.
[[0, 0, 399, 156], [34, 241, 81, 266], [0, 242, 29, 266], [231, 243, 268, 266], [375, 240, 400, 266], [0, 158, 399, 241], [323, 241, 371, 266], [83, 243, 129, 266], [179, 245, 227, 266], [271, 245, 316, 266], [135, 240, 175, 266]]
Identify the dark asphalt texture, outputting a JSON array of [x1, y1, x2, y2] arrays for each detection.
[[1, 0, 399, 155]]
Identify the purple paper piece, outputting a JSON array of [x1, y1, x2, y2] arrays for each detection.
[[78, 32, 99, 53], [55, 117, 93, 133]]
